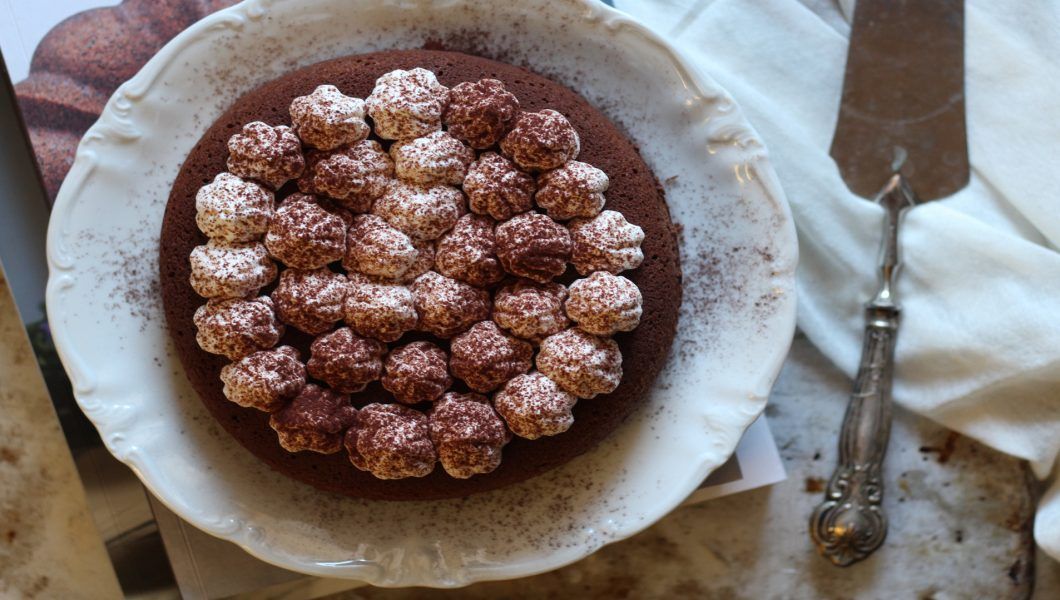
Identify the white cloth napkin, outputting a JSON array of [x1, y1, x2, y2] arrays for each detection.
[[613, 0, 1060, 559]]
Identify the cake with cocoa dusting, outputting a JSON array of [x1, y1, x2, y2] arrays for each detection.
[[160, 49, 681, 500]]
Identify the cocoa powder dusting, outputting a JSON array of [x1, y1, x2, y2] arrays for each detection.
[[160, 49, 681, 499]]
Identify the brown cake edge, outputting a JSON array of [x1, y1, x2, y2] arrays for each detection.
[[159, 49, 682, 501]]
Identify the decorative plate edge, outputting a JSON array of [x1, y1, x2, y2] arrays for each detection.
[[43, 0, 798, 587]]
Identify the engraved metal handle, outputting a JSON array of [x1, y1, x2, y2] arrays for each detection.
[[810, 174, 916, 566]]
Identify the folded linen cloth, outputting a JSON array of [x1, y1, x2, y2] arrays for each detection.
[[614, 0, 1060, 559]]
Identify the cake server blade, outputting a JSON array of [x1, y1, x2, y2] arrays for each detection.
[[810, 0, 970, 566], [830, 0, 968, 201]]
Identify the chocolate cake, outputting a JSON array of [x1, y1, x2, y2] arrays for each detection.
[[160, 49, 681, 500]]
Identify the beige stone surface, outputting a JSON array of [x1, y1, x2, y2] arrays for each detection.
[[0, 265, 122, 599]]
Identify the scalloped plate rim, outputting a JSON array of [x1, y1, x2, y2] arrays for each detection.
[[45, 0, 797, 587]]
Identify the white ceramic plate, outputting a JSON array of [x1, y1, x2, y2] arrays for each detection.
[[46, 0, 796, 587]]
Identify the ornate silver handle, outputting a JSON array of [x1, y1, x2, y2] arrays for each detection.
[[810, 174, 916, 566]]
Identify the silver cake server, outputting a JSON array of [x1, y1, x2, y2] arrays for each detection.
[[809, 0, 970, 566]]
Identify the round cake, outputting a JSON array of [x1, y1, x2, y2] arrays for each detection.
[[159, 49, 681, 500]]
